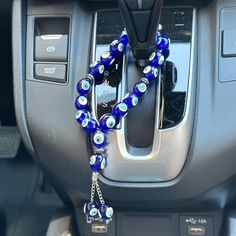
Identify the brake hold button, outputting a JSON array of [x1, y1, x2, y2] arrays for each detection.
[[34, 64, 67, 83]]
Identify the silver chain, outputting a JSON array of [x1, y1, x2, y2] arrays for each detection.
[[90, 181, 96, 202], [90, 172, 98, 202], [96, 181, 105, 205], [90, 172, 105, 205]]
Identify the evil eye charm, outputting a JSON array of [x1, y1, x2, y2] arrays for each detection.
[[123, 93, 139, 108], [84, 201, 99, 218], [89, 61, 105, 79], [119, 30, 129, 46], [90, 153, 107, 172], [143, 66, 159, 82], [149, 52, 164, 67], [112, 102, 128, 119], [133, 81, 148, 98], [99, 204, 114, 221], [156, 35, 170, 52], [110, 39, 125, 58], [92, 130, 108, 149], [100, 51, 115, 70], [77, 78, 92, 95], [75, 109, 90, 124], [99, 114, 117, 131], [75, 96, 89, 110], [81, 118, 98, 134]]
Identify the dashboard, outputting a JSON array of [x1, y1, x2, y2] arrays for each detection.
[[2, 0, 236, 235]]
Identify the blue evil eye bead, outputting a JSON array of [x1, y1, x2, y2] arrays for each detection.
[[119, 30, 129, 46], [110, 39, 125, 58], [75, 96, 89, 110], [92, 130, 108, 149], [112, 102, 128, 119], [123, 93, 139, 108], [156, 35, 170, 52], [89, 61, 105, 79], [143, 66, 159, 82], [75, 109, 90, 124], [100, 51, 115, 70], [90, 153, 107, 172], [133, 81, 148, 98], [149, 52, 165, 67], [84, 201, 99, 218], [77, 78, 92, 95], [99, 204, 114, 221], [99, 114, 117, 131], [81, 118, 98, 134]]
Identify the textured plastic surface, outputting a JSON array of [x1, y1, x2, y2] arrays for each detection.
[[118, 0, 163, 59], [76, 209, 222, 236], [46, 214, 71, 236], [12, 0, 35, 154], [219, 8, 236, 82], [0, 126, 20, 158], [222, 30, 236, 57]]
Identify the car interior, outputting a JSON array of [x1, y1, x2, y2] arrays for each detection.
[[1, 0, 236, 235]]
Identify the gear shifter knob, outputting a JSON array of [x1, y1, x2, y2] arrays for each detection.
[[118, 0, 163, 60]]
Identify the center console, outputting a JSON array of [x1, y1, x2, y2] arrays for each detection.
[[12, 0, 236, 235]]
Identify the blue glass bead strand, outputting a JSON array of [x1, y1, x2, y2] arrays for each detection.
[[149, 52, 165, 67], [75, 95, 89, 110], [75, 109, 90, 124], [99, 114, 117, 131], [119, 30, 129, 48], [143, 66, 159, 82], [90, 153, 107, 172], [81, 118, 98, 134], [73, 29, 170, 225], [92, 130, 108, 149], [89, 61, 105, 79], [110, 39, 125, 58], [112, 102, 128, 119], [156, 35, 170, 52], [123, 93, 139, 108], [100, 51, 116, 70], [133, 81, 148, 98], [77, 78, 92, 95]]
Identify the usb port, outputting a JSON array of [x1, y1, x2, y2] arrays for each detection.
[[188, 226, 205, 235], [92, 224, 108, 234]]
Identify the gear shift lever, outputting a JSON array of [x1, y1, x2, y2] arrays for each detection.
[[118, 0, 163, 60]]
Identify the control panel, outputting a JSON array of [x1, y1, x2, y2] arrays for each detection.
[[28, 17, 70, 83]]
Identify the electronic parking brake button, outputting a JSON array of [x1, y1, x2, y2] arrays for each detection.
[[35, 34, 68, 62], [34, 64, 67, 83]]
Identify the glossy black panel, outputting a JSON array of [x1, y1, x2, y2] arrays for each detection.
[[95, 8, 193, 128], [96, 62, 123, 119]]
